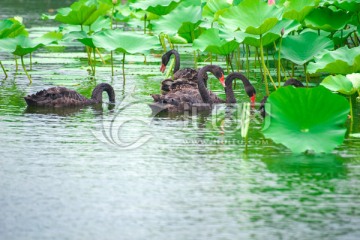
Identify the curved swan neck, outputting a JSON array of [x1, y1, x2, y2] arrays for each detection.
[[198, 65, 224, 104], [164, 49, 180, 73], [225, 72, 256, 104], [91, 83, 115, 103]]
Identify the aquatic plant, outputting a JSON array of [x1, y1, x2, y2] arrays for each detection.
[[262, 86, 350, 153]]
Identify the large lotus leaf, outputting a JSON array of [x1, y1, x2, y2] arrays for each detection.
[[283, 0, 319, 23], [131, 0, 181, 16], [59, 16, 111, 34], [307, 46, 360, 74], [65, 29, 159, 54], [324, 0, 360, 12], [280, 31, 334, 65], [304, 7, 352, 32], [192, 28, 239, 55], [54, 0, 111, 26], [320, 75, 355, 95], [0, 37, 18, 53], [202, 0, 231, 23], [0, 18, 28, 39], [5, 32, 63, 56], [262, 86, 349, 153], [220, 19, 300, 47], [218, 0, 283, 35], [152, 3, 202, 36]]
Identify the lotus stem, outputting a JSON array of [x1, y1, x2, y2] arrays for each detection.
[[96, 48, 105, 64], [30, 53, 32, 71], [144, 13, 147, 34], [277, 36, 283, 87], [260, 35, 269, 96], [15, 56, 18, 72], [304, 63, 308, 87], [93, 47, 96, 76], [246, 44, 250, 79], [122, 52, 126, 84], [111, 51, 114, 76], [354, 31, 359, 47], [349, 96, 353, 125], [21, 55, 32, 83], [0, 61, 7, 79]]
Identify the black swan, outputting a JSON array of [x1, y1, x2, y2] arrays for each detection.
[[150, 65, 225, 113], [24, 83, 115, 107], [223, 72, 256, 105], [259, 78, 304, 117], [160, 49, 207, 92]]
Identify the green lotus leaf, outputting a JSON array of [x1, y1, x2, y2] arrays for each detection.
[[0, 18, 28, 39], [231, 19, 301, 47], [307, 46, 360, 74], [54, 0, 111, 26], [59, 16, 111, 34], [262, 86, 349, 153], [324, 0, 360, 12], [346, 73, 360, 91], [320, 74, 355, 95], [131, 0, 181, 16], [202, 0, 231, 23], [283, 0, 319, 23], [0, 32, 63, 56], [73, 29, 159, 54], [280, 31, 334, 65], [218, 0, 283, 35], [192, 28, 239, 55], [151, 2, 202, 37], [304, 7, 352, 32], [0, 37, 18, 53]]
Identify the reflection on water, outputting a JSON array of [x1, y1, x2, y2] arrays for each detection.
[[262, 154, 347, 179]]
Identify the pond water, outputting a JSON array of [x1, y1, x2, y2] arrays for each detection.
[[1, 1, 360, 240]]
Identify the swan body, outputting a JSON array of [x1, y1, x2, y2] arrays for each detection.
[[160, 49, 207, 92], [24, 83, 115, 107], [150, 65, 225, 113]]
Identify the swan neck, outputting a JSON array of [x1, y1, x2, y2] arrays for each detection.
[[91, 83, 115, 103]]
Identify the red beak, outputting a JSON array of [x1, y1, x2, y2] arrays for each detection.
[[160, 64, 166, 73], [250, 94, 256, 108], [219, 74, 225, 87]]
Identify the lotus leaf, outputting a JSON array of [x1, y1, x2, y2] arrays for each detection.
[[71, 29, 159, 55], [0, 32, 63, 56], [131, 0, 181, 16], [307, 46, 360, 74], [283, 0, 320, 23], [202, 0, 231, 23], [53, 0, 111, 26], [226, 19, 301, 47], [151, 2, 202, 42], [280, 31, 334, 65], [262, 86, 349, 153], [192, 28, 239, 55], [304, 7, 352, 32], [218, 0, 283, 35], [0, 18, 28, 39], [320, 75, 355, 95]]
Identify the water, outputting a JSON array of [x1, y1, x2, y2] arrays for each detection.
[[1, 1, 360, 239]]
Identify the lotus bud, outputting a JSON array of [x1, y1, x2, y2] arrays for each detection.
[[281, 28, 284, 36], [112, 0, 118, 5], [268, 0, 275, 5]]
